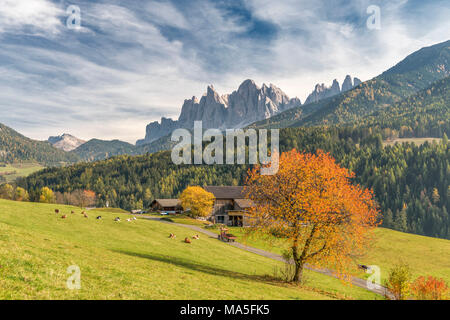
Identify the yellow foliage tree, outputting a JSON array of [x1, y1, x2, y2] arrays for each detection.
[[180, 186, 215, 218], [39, 187, 54, 204], [14, 187, 29, 202], [0, 183, 14, 200]]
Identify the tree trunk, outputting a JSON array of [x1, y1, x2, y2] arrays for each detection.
[[291, 225, 317, 284], [291, 239, 304, 284], [293, 259, 304, 284]]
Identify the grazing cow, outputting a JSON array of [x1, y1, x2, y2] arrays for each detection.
[[126, 218, 131, 222], [192, 235, 200, 240], [184, 237, 191, 244], [83, 213, 88, 218], [96, 216, 102, 220], [71, 211, 75, 214], [132, 217, 137, 221], [55, 209, 59, 214], [358, 264, 370, 271], [114, 217, 121, 222], [81, 211, 86, 215], [61, 215, 67, 219], [169, 233, 176, 239]]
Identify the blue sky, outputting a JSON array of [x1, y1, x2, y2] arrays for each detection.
[[0, 0, 449, 143]]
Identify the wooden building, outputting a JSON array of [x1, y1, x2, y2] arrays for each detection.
[[204, 186, 254, 227], [150, 199, 182, 214]]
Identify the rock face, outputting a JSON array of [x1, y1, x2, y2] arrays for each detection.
[[304, 75, 360, 105], [48, 134, 86, 152], [136, 118, 180, 146], [136, 80, 302, 145]]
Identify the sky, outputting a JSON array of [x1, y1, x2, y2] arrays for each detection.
[[0, 0, 449, 143]]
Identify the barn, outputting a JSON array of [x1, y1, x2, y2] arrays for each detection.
[[204, 186, 254, 227], [150, 199, 183, 214]]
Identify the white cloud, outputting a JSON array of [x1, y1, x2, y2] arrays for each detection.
[[0, 0, 63, 35], [0, 0, 449, 143], [145, 1, 190, 29]]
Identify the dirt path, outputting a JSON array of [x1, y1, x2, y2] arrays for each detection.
[[140, 215, 392, 299]]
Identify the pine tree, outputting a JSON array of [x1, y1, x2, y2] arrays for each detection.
[[395, 209, 408, 232]]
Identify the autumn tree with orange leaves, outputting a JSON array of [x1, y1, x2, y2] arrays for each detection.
[[245, 149, 380, 283], [411, 276, 448, 300]]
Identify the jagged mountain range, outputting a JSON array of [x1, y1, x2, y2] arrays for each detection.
[[136, 80, 302, 145], [304, 75, 361, 104], [136, 76, 360, 145], [252, 40, 450, 130], [1, 40, 448, 164]]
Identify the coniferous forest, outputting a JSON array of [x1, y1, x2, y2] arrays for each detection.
[[19, 125, 450, 239]]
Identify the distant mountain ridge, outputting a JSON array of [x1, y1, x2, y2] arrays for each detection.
[[304, 75, 361, 104], [251, 40, 450, 130], [136, 80, 302, 145], [2, 40, 448, 164], [137, 75, 361, 146], [48, 134, 86, 152], [70, 139, 137, 162], [0, 123, 78, 165]]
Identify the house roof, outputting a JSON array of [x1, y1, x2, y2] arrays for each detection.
[[152, 199, 181, 207], [234, 198, 255, 209], [204, 186, 245, 199]]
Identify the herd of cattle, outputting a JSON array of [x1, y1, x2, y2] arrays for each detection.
[[54, 208, 199, 244], [54, 208, 137, 222]]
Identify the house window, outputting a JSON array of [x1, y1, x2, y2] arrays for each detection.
[[216, 216, 224, 224]]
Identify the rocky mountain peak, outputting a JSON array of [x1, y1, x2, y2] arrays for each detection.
[[304, 75, 360, 105], [137, 79, 302, 145], [342, 75, 353, 92], [238, 79, 258, 93], [48, 133, 86, 152]]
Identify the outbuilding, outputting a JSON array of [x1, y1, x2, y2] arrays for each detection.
[[150, 199, 183, 214]]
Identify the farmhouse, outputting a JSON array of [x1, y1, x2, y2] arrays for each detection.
[[150, 199, 183, 214], [204, 186, 254, 227]]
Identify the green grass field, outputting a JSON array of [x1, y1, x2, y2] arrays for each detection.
[[160, 214, 213, 227], [0, 163, 44, 183], [0, 200, 381, 300], [202, 225, 450, 284], [383, 137, 442, 146]]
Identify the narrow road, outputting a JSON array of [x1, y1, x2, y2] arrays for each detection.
[[139, 215, 392, 299]]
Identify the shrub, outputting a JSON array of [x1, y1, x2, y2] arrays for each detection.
[[386, 263, 411, 300], [411, 276, 448, 300]]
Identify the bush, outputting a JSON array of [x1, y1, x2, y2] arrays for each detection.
[[385, 263, 412, 300], [0, 183, 14, 200], [411, 276, 448, 300]]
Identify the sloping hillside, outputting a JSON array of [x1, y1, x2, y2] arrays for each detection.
[[359, 76, 450, 136], [0, 199, 380, 300], [0, 123, 78, 165], [71, 139, 138, 162], [205, 226, 450, 284], [251, 40, 450, 129]]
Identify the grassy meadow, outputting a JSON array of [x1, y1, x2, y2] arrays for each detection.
[[0, 199, 381, 300], [382, 137, 442, 147], [202, 225, 450, 284], [0, 163, 44, 183]]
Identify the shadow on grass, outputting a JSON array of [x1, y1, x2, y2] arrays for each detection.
[[114, 249, 282, 285]]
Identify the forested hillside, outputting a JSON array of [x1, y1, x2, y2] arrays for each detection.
[[20, 126, 449, 239], [358, 76, 450, 138], [71, 139, 138, 161], [252, 40, 450, 130], [0, 123, 78, 165]]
